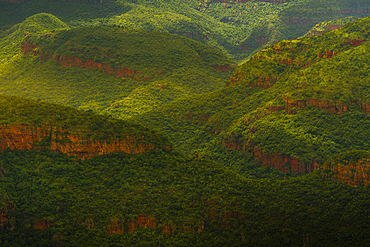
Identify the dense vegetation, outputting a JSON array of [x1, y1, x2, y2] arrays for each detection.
[[2, 1, 370, 246], [1, 94, 369, 246], [1, 0, 370, 62], [303, 16, 359, 37], [0, 94, 171, 151], [133, 16, 370, 176], [0, 13, 235, 119], [3, 147, 370, 246]]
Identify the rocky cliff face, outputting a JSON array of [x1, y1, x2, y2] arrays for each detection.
[[283, 97, 348, 114], [323, 159, 370, 187], [21, 41, 163, 82], [0, 124, 165, 160], [222, 135, 320, 174], [317, 50, 339, 59], [254, 147, 320, 174]]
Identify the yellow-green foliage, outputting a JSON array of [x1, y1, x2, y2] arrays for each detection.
[[0, 15, 235, 119], [2, 0, 370, 62], [134, 16, 370, 176]]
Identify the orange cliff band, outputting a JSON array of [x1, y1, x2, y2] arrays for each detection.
[[0, 124, 167, 160], [21, 42, 163, 81]]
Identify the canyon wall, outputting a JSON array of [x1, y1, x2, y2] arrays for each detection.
[[0, 124, 166, 160]]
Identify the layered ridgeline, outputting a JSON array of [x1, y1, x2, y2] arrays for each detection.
[[1, 0, 370, 62], [134, 16, 370, 179], [0, 13, 235, 119], [0, 94, 171, 159], [1, 97, 370, 246]]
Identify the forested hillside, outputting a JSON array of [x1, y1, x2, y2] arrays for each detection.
[[0, 13, 235, 118], [1, 0, 370, 62], [303, 16, 359, 37], [134, 16, 370, 178], [0, 94, 171, 159], [2, 1, 370, 246], [1, 95, 370, 246]]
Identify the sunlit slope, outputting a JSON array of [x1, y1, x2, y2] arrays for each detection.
[[134, 16, 370, 176], [0, 14, 235, 118], [303, 16, 359, 37], [1, 0, 370, 61], [0, 13, 68, 68]]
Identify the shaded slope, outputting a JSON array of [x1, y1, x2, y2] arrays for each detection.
[[0, 14, 235, 119], [2, 147, 370, 246], [133, 16, 370, 177], [322, 150, 370, 187]]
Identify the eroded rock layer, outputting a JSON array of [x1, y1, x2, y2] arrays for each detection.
[[323, 158, 370, 187], [0, 124, 164, 160]]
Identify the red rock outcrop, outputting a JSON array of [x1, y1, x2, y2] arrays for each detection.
[[126, 214, 157, 233], [283, 98, 348, 114], [322, 159, 370, 187], [106, 219, 125, 234], [344, 39, 367, 46], [222, 135, 321, 174], [21, 42, 164, 81], [358, 100, 370, 114], [317, 50, 339, 59], [0, 124, 166, 160], [21, 41, 39, 56], [254, 147, 320, 174]]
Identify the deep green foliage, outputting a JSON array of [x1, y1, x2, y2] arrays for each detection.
[[133, 16, 370, 174], [324, 150, 370, 167], [2, 148, 370, 246]]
